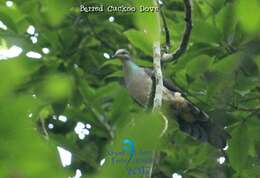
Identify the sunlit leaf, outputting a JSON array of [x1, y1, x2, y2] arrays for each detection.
[[236, 0, 260, 33], [124, 29, 152, 55]]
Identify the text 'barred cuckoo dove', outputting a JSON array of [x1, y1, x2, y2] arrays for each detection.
[[113, 49, 230, 149]]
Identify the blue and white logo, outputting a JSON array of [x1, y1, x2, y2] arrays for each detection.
[[122, 138, 135, 162], [108, 138, 153, 176]]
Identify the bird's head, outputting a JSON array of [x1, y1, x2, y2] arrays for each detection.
[[113, 49, 131, 61]]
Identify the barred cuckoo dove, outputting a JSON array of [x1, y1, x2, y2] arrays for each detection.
[[113, 49, 230, 148]]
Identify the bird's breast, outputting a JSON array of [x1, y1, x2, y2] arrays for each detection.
[[125, 69, 152, 106]]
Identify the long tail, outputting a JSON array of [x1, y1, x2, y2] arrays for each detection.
[[172, 102, 230, 148]]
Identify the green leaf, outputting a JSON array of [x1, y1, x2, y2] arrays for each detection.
[[211, 0, 226, 14], [105, 71, 123, 79], [192, 20, 222, 44], [78, 80, 96, 100], [100, 59, 122, 69], [41, 0, 73, 25], [247, 119, 260, 142], [242, 166, 260, 178], [0, 6, 28, 33], [187, 170, 209, 178], [0, 10, 17, 32], [135, 58, 152, 68], [110, 88, 132, 124], [124, 29, 152, 55], [134, 0, 160, 42], [228, 123, 249, 174], [236, 0, 260, 33], [212, 53, 242, 74], [95, 82, 121, 100], [256, 55, 260, 71], [240, 56, 259, 77], [42, 74, 73, 101], [186, 55, 212, 80], [216, 3, 238, 40]]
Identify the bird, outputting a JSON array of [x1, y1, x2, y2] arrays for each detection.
[[113, 49, 230, 149]]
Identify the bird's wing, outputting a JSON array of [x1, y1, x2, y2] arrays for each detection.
[[144, 68, 208, 121], [143, 68, 182, 93], [144, 67, 230, 148]]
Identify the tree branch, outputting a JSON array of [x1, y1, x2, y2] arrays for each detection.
[[162, 0, 192, 62], [90, 107, 115, 139], [77, 81, 114, 139], [152, 41, 163, 111], [144, 4, 164, 177]]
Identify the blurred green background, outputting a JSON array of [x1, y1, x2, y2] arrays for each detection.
[[0, 0, 260, 178]]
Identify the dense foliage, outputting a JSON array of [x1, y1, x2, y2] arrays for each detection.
[[0, 0, 259, 178]]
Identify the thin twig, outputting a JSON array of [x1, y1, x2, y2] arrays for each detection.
[[90, 107, 115, 139], [162, 0, 192, 62], [159, 112, 168, 137], [148, 151, 157, 177], [40, 118, 49, 140], [77, 80, 114, 139], [160, 8, 171, 51]]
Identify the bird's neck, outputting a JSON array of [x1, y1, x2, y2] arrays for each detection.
[[122, 59, 140, 75]]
